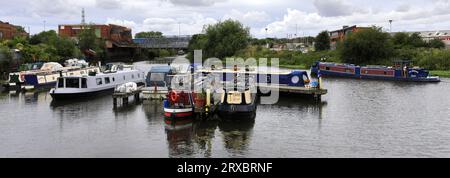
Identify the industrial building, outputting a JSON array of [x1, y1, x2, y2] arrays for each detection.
[[391, 30, 450, 49], [0, 21, 29, 41]]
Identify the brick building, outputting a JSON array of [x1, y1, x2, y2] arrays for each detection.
[[58, 24, 133, 46], [0, 21, 29, 41], [58, 23, 135, 60], [329, 25, 370, 50]]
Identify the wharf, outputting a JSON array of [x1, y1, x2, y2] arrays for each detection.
[[113, 86, 144, 107], [257, 84, 327, 100]]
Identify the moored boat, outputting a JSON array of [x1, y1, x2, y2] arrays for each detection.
[[216, 67, 258, 119], [5, 62, 55, 90], [23, 66, 101, 90], [163, 90, 194, 120], [49, 65, 145, 100], [311, 60, 440, 82], [142, 65, 173, 100]]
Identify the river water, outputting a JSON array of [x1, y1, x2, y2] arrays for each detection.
[[1, 66, 450, 157]]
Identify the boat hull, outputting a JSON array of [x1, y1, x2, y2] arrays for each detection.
[[163, 108, 194, 119], [217, 103, 257, 119], [50, 88, 115, 100], [311, 62, 440, 82]]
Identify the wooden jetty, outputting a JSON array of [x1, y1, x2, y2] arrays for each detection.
[[257, 84, 328, 100], [113, 86, 144, 107]]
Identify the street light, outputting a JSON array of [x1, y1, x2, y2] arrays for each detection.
[[389, 20, 393, 33]]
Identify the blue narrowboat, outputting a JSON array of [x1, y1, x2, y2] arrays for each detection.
[[201, 66, 313, 87], [310, 60, 440, 82]]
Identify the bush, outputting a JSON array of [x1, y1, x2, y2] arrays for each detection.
[[339, 27, 394, 65], [416, 49, 450, 70]]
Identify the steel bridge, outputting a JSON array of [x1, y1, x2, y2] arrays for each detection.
[[132, 36, 191, 49]]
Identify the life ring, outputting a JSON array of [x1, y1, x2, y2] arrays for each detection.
[[169, 91, 178, 102]]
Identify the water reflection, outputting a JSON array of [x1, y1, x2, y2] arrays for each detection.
[[274, 95, 327, 120], [162, 116, 256, 157], [143, 101, 165, 124], [218, 118, 255, 155], [164, 118, 195, 157]]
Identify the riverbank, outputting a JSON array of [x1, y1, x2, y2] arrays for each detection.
[[430, 70, 450, 78]]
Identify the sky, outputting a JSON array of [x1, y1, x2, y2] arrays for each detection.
[[1, 0, 450, 38]]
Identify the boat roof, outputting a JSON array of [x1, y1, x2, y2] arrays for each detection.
[[59, 69, 139, 78], [149, 66, 172, 73]]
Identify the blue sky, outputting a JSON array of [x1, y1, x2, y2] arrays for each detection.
[[1, 0, 449, 38]]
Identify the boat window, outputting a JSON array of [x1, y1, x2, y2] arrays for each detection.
[[123, 76, 126, 80], [105, 77, 110, 84], [326, 67, 330, 70], [81, 78, 87, 88], [66, 78, 80, 88], [80, 71, 85, 75], [150, 73, 165, 82], [132, 74, 135, 79], [112, 77, 115, 82], [58, 78, 64, 88], [138, 73, 140, 78], [96, 78, 103, 85]]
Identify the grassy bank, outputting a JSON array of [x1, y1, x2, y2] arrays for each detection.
[[278, 64, 308, 70], [430, 70, 450, 78]]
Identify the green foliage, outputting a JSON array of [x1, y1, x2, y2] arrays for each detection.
[[315, 31, 330, 51], [235, 45, 340, 69], [28, 30, 77, 60], [339, 27, 394, 65], [135, 31, 163, 38], [407, 33, 427, 48], [416, 49, 450, 70], [392, 32, 410, 47], [159, 49, 171, 57], [29, 30, 58, 45], [190, 19, 250, 60], [428, 39, 446, 49], [78, 27, 106, 60]]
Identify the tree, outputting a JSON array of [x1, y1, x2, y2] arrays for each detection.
[[314, 31, 330, 51], [339, 27, 394, 65], [135, 31, 163, 38], [78, 27, 106, 60], [428, 39, 446, 49], [202, 19, 250, 59], [29, 30, 58, 45], [391, 32, 410, 47], [407, 32, 426, 48]]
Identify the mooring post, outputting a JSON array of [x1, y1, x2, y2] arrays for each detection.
[[123, 97, 128, 105], [135, 93, 140, 103]]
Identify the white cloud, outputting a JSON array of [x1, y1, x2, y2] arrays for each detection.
[[166, 0, 227, 6], [96, 0, 122, 9], [313, 0, 366, 17], [222, 9, 270, 25], [3, 0, 450, 38]]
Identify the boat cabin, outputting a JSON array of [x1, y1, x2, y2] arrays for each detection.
[[55, 70, 144, 90], [146, 66, 173, 88]]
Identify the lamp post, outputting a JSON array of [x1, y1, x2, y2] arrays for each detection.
[[389, 20, 393, 33]]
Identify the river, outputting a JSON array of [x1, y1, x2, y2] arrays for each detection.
[[1, 64, 450, 157]]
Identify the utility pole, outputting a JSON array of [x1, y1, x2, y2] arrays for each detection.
[[82, 8, 86, 24]]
